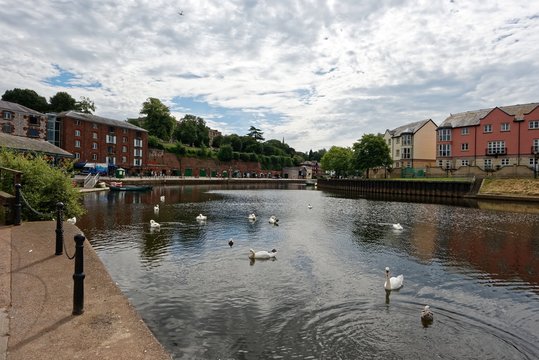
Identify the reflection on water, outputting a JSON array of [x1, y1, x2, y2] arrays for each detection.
[[79, 185, 539, 359]]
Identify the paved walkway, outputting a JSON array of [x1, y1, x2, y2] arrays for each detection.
[[0, 222, 172, 360]]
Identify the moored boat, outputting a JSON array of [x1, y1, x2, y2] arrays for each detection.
[[109, 185, 153, 191]]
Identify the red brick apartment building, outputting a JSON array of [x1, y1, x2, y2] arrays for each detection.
[[436, 103, 539, 171], [54, 111, 148, 174], [0, 100, 47, 139]]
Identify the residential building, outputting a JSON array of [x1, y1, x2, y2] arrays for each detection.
[[0, 100, 47, 139], [436, 103, 539, 171], [384, 119, 437, 169], [55, 111, 148, 175]]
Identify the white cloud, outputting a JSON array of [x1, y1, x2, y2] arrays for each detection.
[[1, 0, 539, 152]]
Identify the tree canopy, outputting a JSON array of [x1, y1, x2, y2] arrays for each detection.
[[140, 98, 176, 141], [247, 126, 264, 141], [352, 134, 392, 178], [1, 88, 48, 112], [49, 91, 78, 112], [174, 114, 210, 147], [320, 146, 353, 178]]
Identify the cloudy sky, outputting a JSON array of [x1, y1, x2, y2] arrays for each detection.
[[1, 0, 538, 152]]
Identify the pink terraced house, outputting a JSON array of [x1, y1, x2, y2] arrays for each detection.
[[436, 103, 539, 171]]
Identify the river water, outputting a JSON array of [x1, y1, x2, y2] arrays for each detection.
[[78, 184, 539, 359]]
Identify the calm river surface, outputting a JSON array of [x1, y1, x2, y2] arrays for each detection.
[[78, 184, 539, 360]]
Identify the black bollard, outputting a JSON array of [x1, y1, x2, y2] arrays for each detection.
[[55, 202, 64, 255], [14, 183, 21, 226], [72, 234, 86, 315]]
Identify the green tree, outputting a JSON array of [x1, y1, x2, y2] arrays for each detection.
[[320, 146, 353, 178], [49, 91, 78, 112], [140, 98, 176, 141], [1, 88, 48, 112], [247, 126, 265, 141], [0, 149, 85, 219], [76, 96, 95, 113], [217, 144, 233, 161], [174, 114, 209, 147], [222, 134, 243, 152], [352, 134, 392, 179]]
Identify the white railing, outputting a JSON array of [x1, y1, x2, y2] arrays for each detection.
[[83, 174, 100, 188]]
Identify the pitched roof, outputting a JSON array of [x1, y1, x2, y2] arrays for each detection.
[[0, 100, 44, 116], [439, 102, 539, 128], [57, 111, 147, 132], [0, 133, 73, 157], [386, 119, 434, 137]]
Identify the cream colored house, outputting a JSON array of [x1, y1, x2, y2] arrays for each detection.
[[384, 119, 437, 169]]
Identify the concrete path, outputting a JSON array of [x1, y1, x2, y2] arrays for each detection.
[[0, 222, 172, 360]]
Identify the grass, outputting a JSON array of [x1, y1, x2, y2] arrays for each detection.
[[480, 178, 539, 197]]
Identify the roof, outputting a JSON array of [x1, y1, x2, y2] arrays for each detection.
[[57, 111, 147, 132], [0, 100, 44, 116], [439, 102, 539, 128], [0, 133, 73, 157], [386, 119, 434, 137]]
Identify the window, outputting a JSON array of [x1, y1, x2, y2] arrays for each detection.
[[396, 138, 400, 144], [438, 128, 451, 141], [483, 124, 492, 133], [92, 142, 98, 149], [75, 120, 81, 125], [134, 149, 143, 157], [123, 136, 128, 143], [75, 140, 81, 148], [92, 154, 98, 160], [75, 130, 81, 137], [106, 156, 116, 165], [3, 111, 12, 120], [395, 149, 400, 157], [28, 115, 39, 125], [93, 123, 98, 129], [93, 132, 98, 139], [123, 128, 128, 134], [484, 159, 492, 170], [75, 153, 80, 159], [2, 123, 13, 133], [27, 128, 40, 137], [501, 158, 510, 166], [109, 126, 115, 133], [134, 158, 142, 166], [529, 121, 539, 129], [122, 156, 127, 163], [106, 134, 117, 144], [533, 139, 539, 153], [438, 144, 451, 157], [107, 146, 114, 154], [461, 127, 469, 135], [501, 123, 510, 132], [134, 138, 142, 147], [402, 148, 411, 159], [387, 139, 391, 145], [461, 143, 469, 151], [461, 159, 469, 166], [122, 146, 127, 153], [402, 134, 412, 146], [487, 141, 506, 155], [438, 160, 443, 167], [530, 158, 538, 169]]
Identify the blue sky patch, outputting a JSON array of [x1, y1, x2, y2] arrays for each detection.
[[43, 64, 102, 89]]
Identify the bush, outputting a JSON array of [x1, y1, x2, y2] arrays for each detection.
[[0, 148, 85, 220]]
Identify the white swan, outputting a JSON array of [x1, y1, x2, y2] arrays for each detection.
[[196, 214, 207, 221], [269, 215, 279, 224], [160, 195, 165, 202], [66, 217, 76, 224], [384, 267, 404, 290], [154, 204, 159, 212], [421, 305, 434, 322], [392, 223, 403, 230], [248, 213, 257, 221], [248, 248, 277, 259], [150, 219, 160, 228], [308, 204, 312, 209]]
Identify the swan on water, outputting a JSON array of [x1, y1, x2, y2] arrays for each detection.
[[154, 204, 159, 212], [384, 267, 404, 290], [196, 214, 207, 221], [150, 219, 160, 228], [248, 248, 277, 259], [228, 239, 234, 247], [160, 195, 165, 202], [248, 213, 257, 221], [66, 217, 76, 224], [392, 223, 403, 230], [308, 204, 312, 209], [269, 215, 279, 224], [421, 305, 434, 323]]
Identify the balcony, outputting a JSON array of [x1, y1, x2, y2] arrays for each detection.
[[485, 147, 507, 156]]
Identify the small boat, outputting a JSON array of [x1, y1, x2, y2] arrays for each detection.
[[109, 185, 153, 192]]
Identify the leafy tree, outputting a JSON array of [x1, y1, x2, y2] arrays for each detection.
[[320, 146, 353, 178], [49, 91, 78, 112], [217, 144, 233, 161], [0, 148, 85, 219], [247, 126, 265, 141], [211, 134, 223, 148], [352, 134, 392, 179], [222, 134, 243, 152], [2, 88, 48, 112], [76, 96, 95, 113], [174, 114, 209, 147], [140, 98, 176, 141]]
